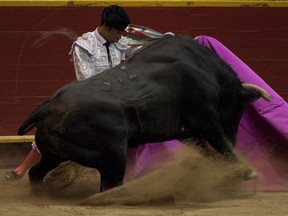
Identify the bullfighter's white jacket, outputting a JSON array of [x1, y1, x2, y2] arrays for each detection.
[[70, 28, 133, 81]]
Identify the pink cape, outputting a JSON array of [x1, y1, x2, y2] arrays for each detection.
[[125, 35, 288, 190]]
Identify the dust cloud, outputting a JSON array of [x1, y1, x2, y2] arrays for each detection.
[[43, 143, 257, 205]]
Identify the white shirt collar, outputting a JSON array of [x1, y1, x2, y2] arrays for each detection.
[[94, 27, 107, 45]]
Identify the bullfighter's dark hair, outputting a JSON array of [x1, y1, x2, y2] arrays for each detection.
[[101, 5, 131, 31]]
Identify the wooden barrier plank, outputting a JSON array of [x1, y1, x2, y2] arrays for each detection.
[[0, 135, 34, 143]]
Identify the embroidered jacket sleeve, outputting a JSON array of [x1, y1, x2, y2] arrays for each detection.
[[70, 31, 103, 81], [72, 45, 96, 81], [115, 37, 141, 60]]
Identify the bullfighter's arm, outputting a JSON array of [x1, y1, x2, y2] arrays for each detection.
[[116, 36, 142, 60], [72, 45, 96, 81]]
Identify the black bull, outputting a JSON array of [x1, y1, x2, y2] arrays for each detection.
[[19, 35, 270, 191]]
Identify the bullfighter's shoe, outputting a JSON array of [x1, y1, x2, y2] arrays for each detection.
[[4, 170, 23, 181]]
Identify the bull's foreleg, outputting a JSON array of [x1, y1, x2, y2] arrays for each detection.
[[196, 118, 257, 180], [199, 121, 238, 161], [185, 105, 237, 161]]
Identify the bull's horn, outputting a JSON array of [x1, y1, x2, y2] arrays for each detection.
[[242, 83, 271, 101]]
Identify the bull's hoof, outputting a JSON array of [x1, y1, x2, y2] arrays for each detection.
[[243, 170, 258, 180], [230, 164, 259, 181]]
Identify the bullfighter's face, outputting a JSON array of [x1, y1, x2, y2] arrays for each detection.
[[105, 27, 125, 44]]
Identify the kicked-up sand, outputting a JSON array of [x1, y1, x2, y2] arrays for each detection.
[[1, 144, 288, 216]]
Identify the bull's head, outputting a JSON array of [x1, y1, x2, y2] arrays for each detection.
[[221, 83, 271, 146]]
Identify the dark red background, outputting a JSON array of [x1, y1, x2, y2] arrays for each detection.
[[0, 7, 287, 135]]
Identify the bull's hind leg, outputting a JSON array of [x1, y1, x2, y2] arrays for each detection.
[[62, 140, 127, 192], [97, 149, 127, 192], [28, 154, 64, 193]]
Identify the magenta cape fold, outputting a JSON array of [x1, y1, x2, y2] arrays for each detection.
[[125, 35, 288, 190]]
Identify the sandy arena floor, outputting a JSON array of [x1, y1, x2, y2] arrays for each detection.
[[1, 146, 288, 216]]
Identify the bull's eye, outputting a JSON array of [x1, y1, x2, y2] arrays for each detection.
[[181, 126, 188, 131]]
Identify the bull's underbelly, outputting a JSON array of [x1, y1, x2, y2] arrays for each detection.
[[127, 114, 182, 148]]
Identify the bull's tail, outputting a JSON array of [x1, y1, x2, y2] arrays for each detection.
[[18, 103, 47, 135], [18, 118, 36, 135]]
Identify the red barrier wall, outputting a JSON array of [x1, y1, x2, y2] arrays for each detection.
[[0, 6, 287, 135]]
